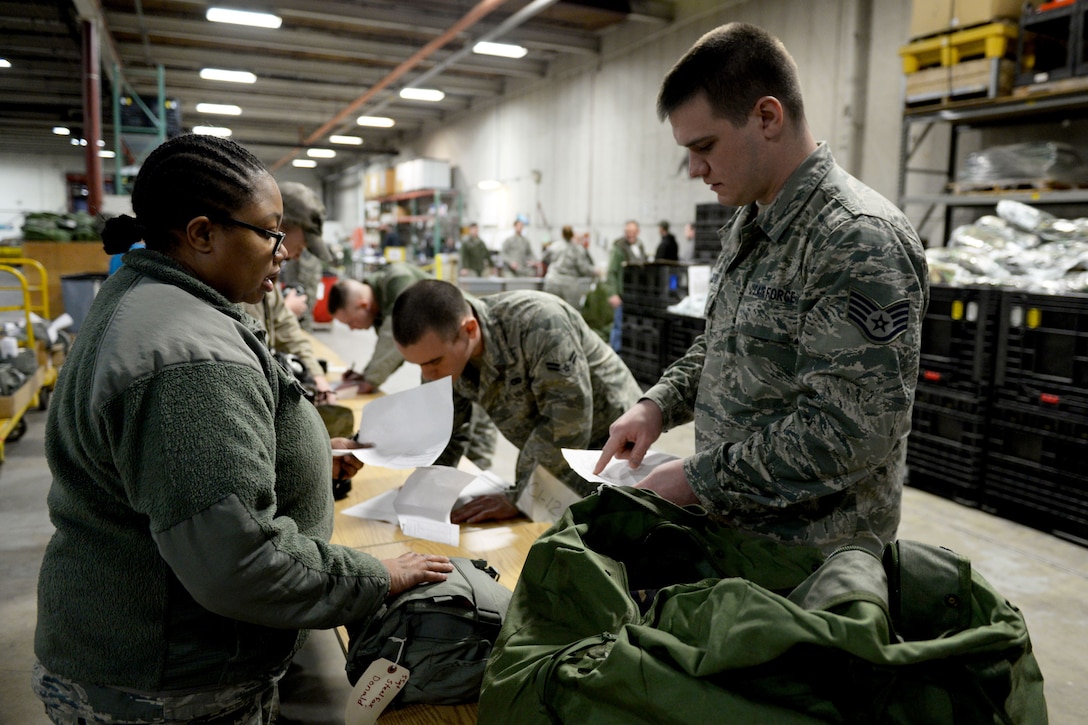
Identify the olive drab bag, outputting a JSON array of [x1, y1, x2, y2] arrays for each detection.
[[479, 486, 1047, 725], [345, 557, 511, 706]]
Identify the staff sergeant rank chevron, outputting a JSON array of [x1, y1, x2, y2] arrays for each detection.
[[847, 289, 911, 344]]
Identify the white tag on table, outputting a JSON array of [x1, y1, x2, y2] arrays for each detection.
[[344, 658, 410, 725]]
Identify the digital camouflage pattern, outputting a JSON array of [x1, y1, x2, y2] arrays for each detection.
[[642, 144, 929, 552], [543, 239, 595, 308], [361, 262, 431, 385], [501, 233, 536, 276], [435, 291, 643, 497], [32, 661, 282, 724], [241, 285, 324, 380], [280, 249, 323, 331]]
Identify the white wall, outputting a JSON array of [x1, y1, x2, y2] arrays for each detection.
[[372, 0, 914, 265], [0, 152, 82, 238]]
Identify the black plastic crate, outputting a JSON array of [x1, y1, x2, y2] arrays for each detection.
[[694, 202, 737, 225], [620, 310, 665, 362], [917, 284, 1001, 395], [620, 349, 664, 388], [664, 313, 706, 365], [622, 263, 688, 310], [995, 290, 1088, 410], [905, 384, 990, 505], [984, 401, 1088, 544], [1016, 1, 1079, 86]]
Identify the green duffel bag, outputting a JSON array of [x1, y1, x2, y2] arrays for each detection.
[[479, 486, 1046, 725]]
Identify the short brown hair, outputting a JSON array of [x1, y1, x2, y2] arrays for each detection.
[[391, 280, 471, 346], [657, 23, 805, 128]]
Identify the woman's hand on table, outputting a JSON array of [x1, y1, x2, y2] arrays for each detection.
[[383, 553, 455, 596]]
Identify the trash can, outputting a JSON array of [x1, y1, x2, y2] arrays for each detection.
[[61, 273, 108, 333]]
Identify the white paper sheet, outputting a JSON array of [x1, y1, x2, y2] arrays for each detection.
[[340, 489, 399, 525], [331, 377, 453, 469], [340, 465, 512, 545], [562, 448, 680, 487]]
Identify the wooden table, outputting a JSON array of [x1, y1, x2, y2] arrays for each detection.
[[314, 336, 548, 722]]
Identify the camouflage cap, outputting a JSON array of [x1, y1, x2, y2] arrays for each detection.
[[279, 181, 332, 262]]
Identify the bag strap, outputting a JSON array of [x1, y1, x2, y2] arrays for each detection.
[[453, 557, 507, 627]]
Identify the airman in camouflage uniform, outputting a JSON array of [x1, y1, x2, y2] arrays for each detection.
[[597, 23, 928, 552], [392, 281, 643, 523], [501, 219, 538, 277], [329, 265, 498, 468], [459, 222, 493, 276], [543, 226, 596, 308]]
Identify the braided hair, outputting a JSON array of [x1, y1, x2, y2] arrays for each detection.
[[101, 134, 268, 255]]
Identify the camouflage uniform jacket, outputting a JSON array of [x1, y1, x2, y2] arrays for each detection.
[[437, 291, 642, 497], [279, 249, 324, 330], [642, 144, 929, 551], [361, 262, 431, 385], [460, 233, 492, 276], [606, 237, 647, 297], [502, 233, 536, 276], [242, 285, 324, 381]]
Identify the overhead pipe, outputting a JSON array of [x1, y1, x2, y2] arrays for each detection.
[[82, 19, 104, 215], [271, 0, 513, 171]]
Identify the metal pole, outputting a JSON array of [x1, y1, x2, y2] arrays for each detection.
[[82, 20, 104, 214]]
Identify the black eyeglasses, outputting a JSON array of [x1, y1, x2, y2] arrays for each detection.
[[217, 217, 286, 257]]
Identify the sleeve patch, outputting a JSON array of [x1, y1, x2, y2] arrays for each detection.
[[847, 289, 910, 344]]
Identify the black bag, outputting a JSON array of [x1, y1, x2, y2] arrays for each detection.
[[345, 557, 511, 706]]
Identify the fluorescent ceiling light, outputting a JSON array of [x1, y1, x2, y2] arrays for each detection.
[[307, 148, 336, 158], [200, 68, 256, 84], [99, 150, 116, 159], [399, 87, 444, 102], [477, 179, 502, 190], [69, 138, 80, 146], [330, 135, 363, 145], [292, 159, 318, 168], [193, 125, 233, 137], [52, 126, 70, 136], [473, 41, 527, 59], [357, 115, 395, 128], [196, 102, 242, 115], [206, 7, 281, 28], [0, 59, 11, 68]]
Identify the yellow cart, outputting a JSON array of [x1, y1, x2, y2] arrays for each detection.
[[0, 259, 55, 461]]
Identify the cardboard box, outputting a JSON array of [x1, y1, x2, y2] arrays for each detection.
[[911, 0, 954, 39], [950, 56, 1015, 96], [0, 366, 44, 418], [394, 159, 451, 193], [954, 0, 1027, 28]]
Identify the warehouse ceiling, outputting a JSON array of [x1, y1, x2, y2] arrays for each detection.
[[0, 0, 673, 173]]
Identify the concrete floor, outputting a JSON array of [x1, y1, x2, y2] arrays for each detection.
[[1, 322, 1084, 723]]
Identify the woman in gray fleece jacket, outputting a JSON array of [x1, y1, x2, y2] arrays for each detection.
[[32, 134, 452, 724]]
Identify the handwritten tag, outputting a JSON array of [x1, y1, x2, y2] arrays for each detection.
[[344, 658, 410, 725]]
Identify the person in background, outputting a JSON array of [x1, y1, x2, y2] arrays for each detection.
[[33, 133, 452, 724], [242, 183, 335, 404], [683, 221, 696, 260], [605, 219, 647, 351], [543, 224, 596, 309], [501, 217, 538, 277], [325, 265, 430, 395], [654, 219, 679, 261], [392, 280, 643, 524], [327, 269, 498, 470], [595, 23, 928, 553], [276, 182, 332, 332], [459, 221, 493, 277], [379, 222, 401, 252]]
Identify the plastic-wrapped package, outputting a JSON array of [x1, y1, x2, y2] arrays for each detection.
[[996, 199, 1055, 233], [957, 142, 1088, 187]]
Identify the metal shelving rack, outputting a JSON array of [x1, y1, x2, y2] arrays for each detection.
[[897, 88, 1088, 244]]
